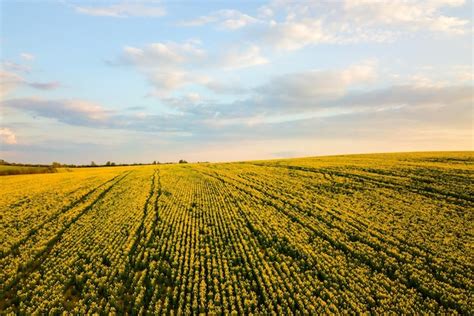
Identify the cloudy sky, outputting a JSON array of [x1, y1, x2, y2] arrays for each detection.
[[1, 0, 472, 164]]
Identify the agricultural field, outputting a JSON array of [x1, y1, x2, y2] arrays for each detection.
[[0, 152, 472, 314]]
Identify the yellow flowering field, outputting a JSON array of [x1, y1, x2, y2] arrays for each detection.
[[0, 152, 472, 314]]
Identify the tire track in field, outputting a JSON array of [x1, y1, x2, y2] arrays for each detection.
[[121, 169, 161, 313], [234, 165, 470, 271], [254, 163, 473, 205], [127, 170, 158, 269], [162, 168, 291, 313], [239, 165, 473, 274], [193, 169, 319, 311], [56, 170, 158, 313], [0, 170, 132, 308], [204, 168, 385, 311], [1, 173, 126, 260], [197, 167, 470, 314], [238, 170, 444, 255], [140, 170, 162, 312], [239, 167, 472, 313], [184, 170, 272, 310], [137, 173, 195, 313]]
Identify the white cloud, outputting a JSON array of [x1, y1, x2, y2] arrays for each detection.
[[181, 0, 469, 51], [257, 6, 274, 19], [1, 98, 111, 126], [220, 45, 268, 70], [147, 71, 210, 96], [337, 85, 472, 110], [0, 97, 195, 133], [0, 128, 17, 144], [179, 9, 258, 29], [394, 64, 474, 88], [257, 0, 469, 50], [0, 70, 61, 99], [2, 76, 471, 161], [260, 19, 337, 50], [1, 56, 61, 100], [122, 41, 206, 68], [162, 93, 206, 109], [20, 53, 35, 61], [258, 60, 378, 102], [0, 71, 24, 99], [119, 41, 209, 96], [205, 80, 249, 95], [2, 61, 31, 73], [117, 40, 268, 95], [344, 0, 469, 34], [453, 65, 473, 83], [75, 2, 166, 18]]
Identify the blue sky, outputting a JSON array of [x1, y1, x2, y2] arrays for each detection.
[[1, 0, 472, 164]]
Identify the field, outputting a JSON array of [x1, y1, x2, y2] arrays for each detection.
[[0, 152, 472, 314]]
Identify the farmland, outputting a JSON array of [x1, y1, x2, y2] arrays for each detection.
[[0, 152, 472, 314]]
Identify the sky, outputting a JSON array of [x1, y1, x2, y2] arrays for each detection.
[[0, 0, 472, 164]]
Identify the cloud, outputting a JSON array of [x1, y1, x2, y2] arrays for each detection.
[[4, 60, 471, 140], [205, 80, 249, 95], [0, 71, 24, 99], [75, 2, 166, 18], [121, 41, 206, 68], [115, 40, 267, 95], [192, 66, 471, 127], [181, 0, 469, 51], [0, 97, 197, 134], [1, 98, 111, 127], [2, 61, 31, 73], [337, 84, 473, 109], [1, 58, 60, 97], [26, 81, 61, 90], [0, 128, 17, 144], [452, 65, 473, 83], [0, 68, 61, 99], [1, 79, 471, 162], [4, 86, 471, 163], [219, 45, 268, 70], [256, 60, 378, 104], [179, 9, 258, 29], [257, 0, 469, 50], [389, 64, 474, 89], [259, 19, 340, 50], [116, 41, 209, 95], [147, 71, 210, 96], [20, 53, 35, 61], [161, 93, 207, 109], [343, 0, 468, 34], [257, 6, 274, 19], [194, 83, 473, 152]]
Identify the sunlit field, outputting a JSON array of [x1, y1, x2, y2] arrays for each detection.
[[0, 152, 472, 314]]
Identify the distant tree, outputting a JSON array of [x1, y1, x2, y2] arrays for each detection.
[[91, 161, 97, 167], [52, 162, 62, 168], [153, 161, 157, 165], [179, 159, 188, 164], [105, 161, 111, 166], [111, 162, 116, 166]]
